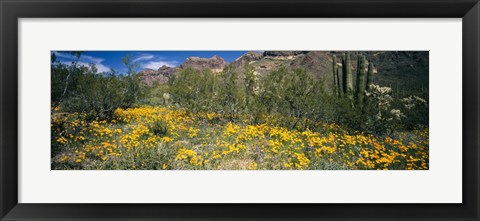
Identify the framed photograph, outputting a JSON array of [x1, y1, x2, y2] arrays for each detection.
[[1, 0, 479, 220]]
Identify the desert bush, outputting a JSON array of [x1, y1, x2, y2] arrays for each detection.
[[51, 53, 144, 120], [149, 119, 169, 136], [60, 72, 123, 120], [400, 95, 429, 130], [141, 83, 171, 106], [218, 66, 245, 117], [51, 52, 85, 106], [168, 68, 221, 112]]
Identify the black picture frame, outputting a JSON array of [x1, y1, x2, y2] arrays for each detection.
[[1, 0, 479, 220]]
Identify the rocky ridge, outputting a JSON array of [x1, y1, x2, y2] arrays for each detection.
[[139, 51, 428, 94], [180, 55, 227, 72]]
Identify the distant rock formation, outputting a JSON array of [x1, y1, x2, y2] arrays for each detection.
[[157, 65, 176, 77], [139, 66, 175, 86], [263, 51, 308, 57], [232, 51, 263, 66], [180, 55, 227, 72]]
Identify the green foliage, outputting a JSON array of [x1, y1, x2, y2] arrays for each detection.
[[167, 65, 328, 130], [51, 52, 85, 106], [255, 67, 315, 124], [167, 68, 200, 110], [53, 52, 428, 137], [282, 69, 318, 117], [139, 82, 170, 105], [164, 61, 428, 136], [243, 64, 256, 111], [399, 95, 429, 130], [219, 66, 244, 116], [122, 55, 140, 76], [60, 72, 125, 120], [149, 119, 169, 136], [168, 68, 222, 112], [51, 53, 144, 120], [81, 142, 179, 170]]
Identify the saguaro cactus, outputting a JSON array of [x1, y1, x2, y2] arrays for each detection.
[[336, 68, 343, 97], [366, 62, 374, 91], [342, 52, 353, 99], [355, 55, 367, 105], [332, 54, 343, 97], [332, 55, 338, 92]]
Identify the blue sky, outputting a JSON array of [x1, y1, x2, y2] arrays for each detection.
[[52, 51, 250, 74]]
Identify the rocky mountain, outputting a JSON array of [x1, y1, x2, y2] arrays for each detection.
[[139, 65, 176, 86], [231, 51, 263, 67], [158, 65, 176, 77], [139, 51, 428, 95], [263, 51, 308, 57], [180, 55, 227, 72]]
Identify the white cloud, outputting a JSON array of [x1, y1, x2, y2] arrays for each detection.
[[53, 51, 180, 73], [53, 51, 75, 59], [53, 51, 111, 73], [132, 55, 155, 63], [82, 55, 104, 64], [142, 60, 179, 69], [78, 62, 111, 73], [59, 61, 112, 73], [130, 53, 179, 69]]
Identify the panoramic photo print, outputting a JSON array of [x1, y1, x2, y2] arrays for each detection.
[[51, 51, 429, 170]]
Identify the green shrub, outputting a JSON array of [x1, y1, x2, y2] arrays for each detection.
[[51, 53, 143, 120], [149, 119, 169, 136]]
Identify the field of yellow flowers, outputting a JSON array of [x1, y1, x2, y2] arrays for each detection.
[[51, 106, 428, 170]]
